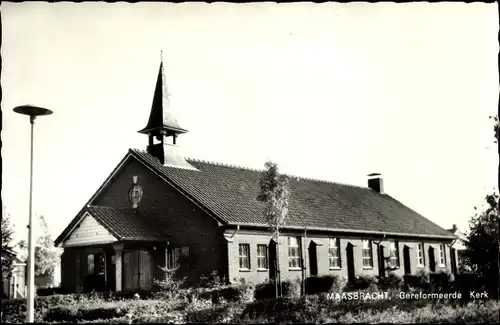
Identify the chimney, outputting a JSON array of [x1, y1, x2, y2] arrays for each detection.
[[452, 224, 457, 232], [368, 173, 384, 194]]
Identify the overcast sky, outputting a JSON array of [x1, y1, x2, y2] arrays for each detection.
[[2, 2, 498, 244]]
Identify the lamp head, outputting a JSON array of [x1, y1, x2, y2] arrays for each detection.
[[13, 105, 53, 117]]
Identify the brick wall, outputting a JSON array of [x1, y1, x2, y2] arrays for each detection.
[[92, 158, 228, 281], [227, 229, 455, 284]]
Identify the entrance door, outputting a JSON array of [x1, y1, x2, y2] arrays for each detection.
[[403, 245, 411, 274], [269, 240, 277, 282], [308, 242, 318, 277], [377, 245, 386, 278], [346, 243, 355, 284], [450, 248, 458, 276], [84, 251, 107, 292], [428, 246, 436, 272], [123, 250, 153, 291]]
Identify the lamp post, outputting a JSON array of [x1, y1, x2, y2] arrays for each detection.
[[13, 105, 53, 323]]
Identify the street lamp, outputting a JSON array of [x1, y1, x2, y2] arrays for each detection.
[[13, 105, 53, 323]]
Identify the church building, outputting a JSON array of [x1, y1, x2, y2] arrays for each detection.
[[54, 59, 458, 293]]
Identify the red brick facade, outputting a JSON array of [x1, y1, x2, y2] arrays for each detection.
[[59, 156, 456, 292], [226, 229, 454, 284], [93, 158, 228, 281]]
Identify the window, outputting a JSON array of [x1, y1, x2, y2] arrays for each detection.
[[95, 253, 105, 275], [167, 247, 180, 269], [87, 253, 105, 275], [438, 244, 446, 266], [288, 237, 302, 269], [257, 244, 268, 269], [362, 240, 373, 268], [87, 255, 94, 274], [328, 238, 341, 268], [388, 240, 400, 268], [167, 246, 190, 269], [417, 243, 425, 267], [239, 244, 250, 270]]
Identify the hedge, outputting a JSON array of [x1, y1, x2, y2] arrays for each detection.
[[305, 275, 345, 294], [255, 280, 301, 299]]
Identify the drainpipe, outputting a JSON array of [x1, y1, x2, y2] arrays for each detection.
[[373, 234, 387, 277], [302, 227, 307, 296], [225, 225, 240, 240]]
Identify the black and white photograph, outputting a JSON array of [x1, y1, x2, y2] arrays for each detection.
[[1, 1, 499, 323]]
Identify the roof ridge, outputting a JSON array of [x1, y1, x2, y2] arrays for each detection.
[[87, 204, 134, 212], [185, 156, 262, 172], [129, 148, 370, 190], [285, 173, 369, 190]]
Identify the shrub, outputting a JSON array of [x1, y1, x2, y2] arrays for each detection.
[[254, 279, 301, 299], [305, 275, 346, 294], [197, 282, 256, 305], [404, 269, 430, 290], [453, 273, 491, 299], [199, 270, 227, 288], [377, 272, 404, 291], [36, 286, 66, 296], [429, 271, 453, 292], [282, 279, 302, 298], [346, 275, 378, 291], [255, 280, 277, 299]]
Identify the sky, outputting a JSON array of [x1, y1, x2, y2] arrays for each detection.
[[2, 2, 498, 245]]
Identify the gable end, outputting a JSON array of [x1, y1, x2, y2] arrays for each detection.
[[62, 212, 118, 247]]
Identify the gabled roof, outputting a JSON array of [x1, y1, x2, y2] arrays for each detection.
[[55, 148, 455, 246], [55, 205, 168, 246], [129, 149, 454, 239]]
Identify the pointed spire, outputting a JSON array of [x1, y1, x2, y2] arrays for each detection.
[[137, 51, 197, 171], [138, 52, 187, 135]]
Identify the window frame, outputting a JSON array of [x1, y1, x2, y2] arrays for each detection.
[[328, 238, 341, 269], [167, 246, 190, 270], [257, 244, 269, 270], [417, 243, 425, 267], [239, 243, 251, 271], [388, 240, 400, 268], [87, 254, 95, 275], [362, 240, 373, 269], [288, 236, 302, 270], [438, 244, 446, 267]]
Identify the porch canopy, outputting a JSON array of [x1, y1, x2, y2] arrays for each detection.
[[57, 205, 170, 293]]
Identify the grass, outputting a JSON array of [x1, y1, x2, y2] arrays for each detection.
[[3, 293, 498, 324], [2, 273, 499, 324]]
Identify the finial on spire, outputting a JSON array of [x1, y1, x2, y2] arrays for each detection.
[[160, 49, 164, 63]]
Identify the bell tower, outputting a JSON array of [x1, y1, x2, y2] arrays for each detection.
[[138, 52, 197, 170]]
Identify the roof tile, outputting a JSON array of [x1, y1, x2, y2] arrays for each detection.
[[130, 149, 454, 238]]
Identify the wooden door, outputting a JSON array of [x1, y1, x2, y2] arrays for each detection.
[[428, 247, 436, 272], [123, 251, 139, 291], [138, 250, 153, 290], [269, 240, 277, 282], [346, 243, 355, 284], [377, 245, 386, 278], [308, 242, 318, 276], [403, 246, 411, 275], [123, 250, 153, 291], [450, 248, 457, 276]]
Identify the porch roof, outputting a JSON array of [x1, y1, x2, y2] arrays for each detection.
[[85, 205, 166, 242]]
